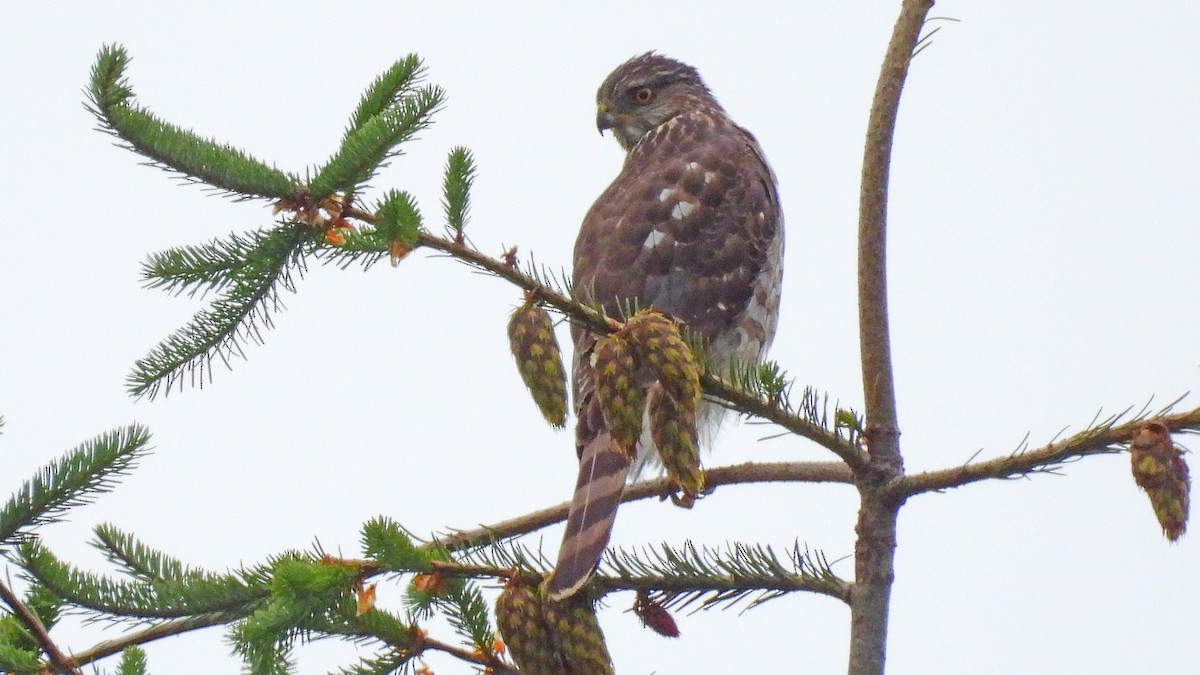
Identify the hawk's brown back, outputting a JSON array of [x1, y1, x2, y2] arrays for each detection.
[[572, 105, 785, 460], [546, 53, 784, 600]]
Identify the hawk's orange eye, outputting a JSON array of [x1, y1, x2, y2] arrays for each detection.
[[634, 87, 654, 104]]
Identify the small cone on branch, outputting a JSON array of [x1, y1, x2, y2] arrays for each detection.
[[495, 579, 613, 675], [633, 591, 680, 638], [593, 332, 645, 457], [542, 595, 615, 675], [495, 581, 564, 675], [648, 384, 704, 503], [507, 298, 568, 428], [1130, 422, 1190, 541], [622, 310, 704, 502], [624, 310, 701, 404]]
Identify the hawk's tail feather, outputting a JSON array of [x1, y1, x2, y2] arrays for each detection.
[[545, 434, 632, 600]]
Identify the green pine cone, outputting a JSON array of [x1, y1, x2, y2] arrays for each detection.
[[593, 333, 645, 457], [507, 299, 568, 428], [495, 583, 566, 675], [649, 385, 704, 501], [625, 310, 701, 404], [543, 596, 615, 675], [1130, 422, 1190, 541]]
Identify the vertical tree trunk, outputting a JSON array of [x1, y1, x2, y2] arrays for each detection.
[[849, 1, 933, 673]]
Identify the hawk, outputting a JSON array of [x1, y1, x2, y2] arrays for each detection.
[[546, 53, 784, 600]]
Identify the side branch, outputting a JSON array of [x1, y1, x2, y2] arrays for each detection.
[[893, 406, 1200, 498], [344, 205, 857, 463], [703, 376, 865, 469], [67, 612, 236, 669], [432, 460, 853, 551], [0, 578, 80, 675]]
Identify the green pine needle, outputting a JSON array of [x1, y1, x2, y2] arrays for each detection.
[[116, 645, 149, 675], [332, 650, 413, 675], [360, 517, 428, 572], [442, 147, 476, 238], [432, 582, 495, 653], [127, 225, 311, 399], [0, 643, 41, 673], [374, 190, 423, 249], [308, 85, 445, 199], [314, 227, 390, 270], [347, 55, 425, 137], [139, 228, 302, 299], [87, 44, 300, 201], [93, 523, 217, 583], [0, 424, 151, 546], [15, 540, 263, 620]]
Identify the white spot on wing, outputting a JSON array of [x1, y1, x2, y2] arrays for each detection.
[[658, 188, 676, 202], [643, 230, 666, 249], [671, 201, 694, 220], [686, 162, 700, 171], [704, 171, 718, 184]]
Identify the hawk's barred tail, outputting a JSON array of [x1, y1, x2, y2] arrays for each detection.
[[545, 434, 632, 600]]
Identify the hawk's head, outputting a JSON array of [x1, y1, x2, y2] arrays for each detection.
[[595, 52, 723, 152]]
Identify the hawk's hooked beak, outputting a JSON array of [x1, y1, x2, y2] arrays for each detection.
[[596, 102, 616, 135]]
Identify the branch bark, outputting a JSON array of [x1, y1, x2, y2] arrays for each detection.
[[0, 577, 81, 675], [66, 612, 235, 669], [849, 1, 932, 673], [894, 406, 1200, 498], [434, 460, 854, 551]]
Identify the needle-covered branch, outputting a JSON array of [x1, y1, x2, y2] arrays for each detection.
[[444, 538, 851, 608], [0, 424, 151, 546], [86, 45, 299, 200], [894, 404, 1200, 498]]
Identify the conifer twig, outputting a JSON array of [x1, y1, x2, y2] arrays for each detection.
[[894, 405, 1200, 497], [0, 577, 81, 675], [64, 612, 234, 668], [432, 460, 854, 551], [420, 633, 519, 674]]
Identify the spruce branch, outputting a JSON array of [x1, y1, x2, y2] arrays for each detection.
[[0, 578, 79, 675], [307, 84, 444, 199], [895, 404, 1200, 498], [92, 524, 218, 583], [345, 55, 426, 138], [432, 460, 854, 552], [429, 581, 496, 656], [14, 541, 263, 621], [447, 540, 849, 608], [115, 645, 147, 675], [442, 147, 476, 240], [0, 644, 42, 673], [0, 424, 151, 546], [139, 227, 306, 299], [86, 44, 299, 201], [65, 612, 241, 669], [600, 541, 849, 609], [128, 224, 311, 398]]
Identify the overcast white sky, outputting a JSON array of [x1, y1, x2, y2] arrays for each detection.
[[2, 2, 1198, 673]]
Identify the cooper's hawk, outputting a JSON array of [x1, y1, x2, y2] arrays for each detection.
[[546, 53, 784, 600]]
